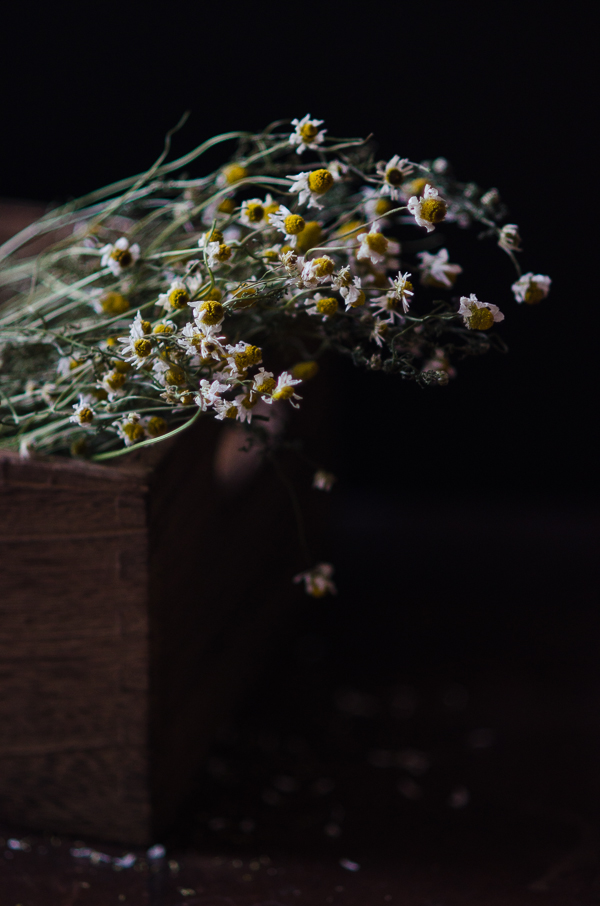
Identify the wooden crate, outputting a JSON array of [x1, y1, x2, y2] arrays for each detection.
[[0, 421, 306, 844]]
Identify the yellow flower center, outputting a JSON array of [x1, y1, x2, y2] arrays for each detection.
[[316, 297, 338, 317], [273, 386, 295, 401], [376, 322, 388, 336], [214, 243, 232, 262], [234, 345, 262, 371], [106, 337, 118, 347], [133, 338, 152, 357], [312, 257, 335, 277], [524, 282, 545, 305], [105, 370, 126, 390], [241, 394, 259, 410], [409, 177, 429, 196], [300, 122, 319, 142], [375, 197, 395, 215], [232, 284, 258, 307], [110, 247, 133, 267], [202, 285, 223, 302], [199, 301, 224, 325], [366, 232, 388, 254], [146, 416, 168, 437], [100, 292, 129, 315], [401, 280, 414, 294], [264, 202, 280, 218], [225, 405, 238, 419], [153, 323, 174, 335], [468, 307, 495, 330], [262, 249, 280, 261], [78, 407, 93, 424], [349, 290, 366, 308], [256, 376, 276, 394], [245, 202, 265, 223], [284, 214, 306, 235], [205, 228, 224, 244], [112, 359, 132, 374], [180, 393, 195, 405], [294, 221, 323, 253], [141, 320, 152, 334], [307, 169, 334, 195], [168, 287, 190, 309], [223, 164, 248, 185], [69, 358, 83, 370], [308, 584, 327, 598], [218, 197, 236, 214], [165, 365, 186, 386], [291, 360, 319, 381], [420, 198, 447, 224], [386, 167, 404, 187], [123, 422, 145, 443], [337, 220, 363, 238]]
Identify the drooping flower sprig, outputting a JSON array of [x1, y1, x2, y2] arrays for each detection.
[[0, 115, 550, 593]]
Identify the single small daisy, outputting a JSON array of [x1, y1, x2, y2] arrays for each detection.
[[377, 155, 414, 201], [158, 279, 190, 312], [361, 187, 397, 223], [114, 413, 145, 446], [205, 241, 233, 270], [193, 299, 225, 327], [252, 367, 277, 399], [216, 164, 248, 187], [269, 372, 302, 408], [98, 369, 127, 400], [178, 322, 226, 361], [118, 312, 155, 368], [100, 237, 141, 276], [91, 290, 130, 315], [224, 341, 263, 377], [56, 355, 84, 377], [313, 470, 336, 491], [370, 318, 389, 347], [511, 273, 551, 305], [195, 378, 230, 411], [288, 169, 334, 209], [417, 248, 462, 288], [239, 194, 278, 229], [70, 395, 95, 427], [389, 271, 414, 313], [141, 415, 169, 438], [340, 276, 366, 310], [407, 184, 448, 232], [293, 563, 337, 597], [305, 293, 340, 319], [289, 115, 327, 155], [498, 224, 522, 253], [301, 255, 336, 287], [213, 396, 243, 421], [356, 222, 391, 266], [268, 205, 306, 245], [458, 294, 504, 330]]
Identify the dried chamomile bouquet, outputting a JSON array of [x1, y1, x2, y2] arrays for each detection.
[[0, 114, 550, 594]]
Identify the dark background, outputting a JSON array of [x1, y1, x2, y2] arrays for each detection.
[[2, 2, 599, 867]]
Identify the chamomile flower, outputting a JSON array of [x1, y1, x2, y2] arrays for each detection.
[[249, 368, 275, 400], [56, 356, 84, 377], [340, 276, 366, 310], [458, 294, 504, 330], [407, 184, 448, 232], [152, 359, 187, 388], [193, 299, 225, 328], [100, 237, 140, 276], [288, 169, 334, 209], [195, 378, 229, 411], [205, 241, 233, 269], [114, 413, 145, 446], [293, 563, 337, 597], [313, 470, 336, 491], [498, 224, 522, 253], [98, 370, 127, 400], [270, 372, 302, 408], [417, 248, 462, 288], [157, 279, 190, 312], [389, 272, 414, 313], [216, 164, 248, 187], [301, 255, 336, 287], [511, 273, 551, 305], [178, 322, 226, 361], [305, 293, 340, 319], [213, 396, 243, 421], [361, 187, 397, 224], [141, 415, 169, 438], [377, 155, 414, 201], [90, 290, 130, 315], [268, 205, 307, 245], [289, 115, 327, 154], [370, 318, 389, 347], [224, 341, 263, 377], [356, 222, 391, 266], [70, 395, 95, 427], [118, 313, 155, 368], [202, 193, 237, 225], [239, 194, 278, 229]]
